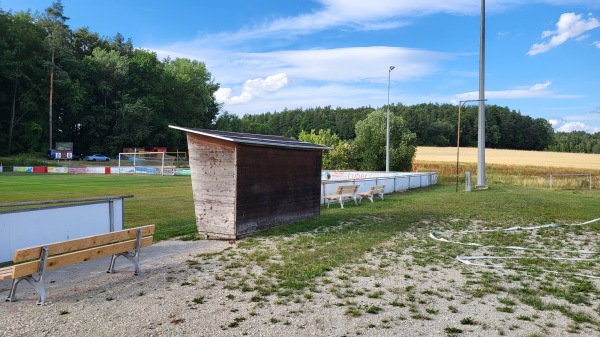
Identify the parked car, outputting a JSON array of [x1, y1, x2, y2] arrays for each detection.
[[47, 150, 83, 160], [85, 154, 110, 161]]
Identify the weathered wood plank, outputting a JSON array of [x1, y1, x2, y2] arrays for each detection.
[[5, 237, 153, 280], [196, 212, 235, 228], [13, 225, 155, 263], [0, 267, 12, 280], [233, 144, 322, 237]]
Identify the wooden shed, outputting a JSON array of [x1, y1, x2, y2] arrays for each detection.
[[169, 126, 329, 239]]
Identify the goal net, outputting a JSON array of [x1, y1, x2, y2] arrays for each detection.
[[117, 152, 176, 175]]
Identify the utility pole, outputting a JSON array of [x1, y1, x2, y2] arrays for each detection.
[[476, 0, 487, 189], [386, 66, 395, 172]]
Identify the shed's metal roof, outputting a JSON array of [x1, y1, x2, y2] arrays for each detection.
[[169, 126, 330, 151]]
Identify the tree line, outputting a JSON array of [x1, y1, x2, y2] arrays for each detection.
[[216, 103, 557, 151], [1, 2, 598, 162], [0, 2, 219, 156], [547, 131, 600, 154]]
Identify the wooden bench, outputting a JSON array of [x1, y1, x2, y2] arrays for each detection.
[[323, 185, 360, 208], [358, 185, 385, 203], [0, 224, 155, 305]]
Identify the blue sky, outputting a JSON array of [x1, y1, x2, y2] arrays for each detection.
[[3, 0, 600, 133]]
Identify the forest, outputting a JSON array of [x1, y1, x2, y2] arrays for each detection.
[[1, 2, 599, 162]]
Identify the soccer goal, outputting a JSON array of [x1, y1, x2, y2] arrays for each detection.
[[117, 152, 176, 176]]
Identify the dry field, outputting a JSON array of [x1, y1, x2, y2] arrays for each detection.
[[414, 147, 600, 188], [416, 146, 600, 170]]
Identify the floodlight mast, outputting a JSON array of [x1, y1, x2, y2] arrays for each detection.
[[386, 65, 395, 173], [477, 0, 487, 189]]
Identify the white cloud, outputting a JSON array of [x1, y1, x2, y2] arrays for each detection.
[[215, 73, 289, 106], [147, 1, 599, 124], [548, 118, 561, 127], [154, 45, 453, 85], [562, 111, 600, 121], [594, 41, 600, 48], [181, 0, 538, 48], [529, 81, 552, 92], [453, 81, 558, 101], [497, 32, 509, 39], [575, 34, 590, 42], [528, 12, 600, 56], [547, 110, 600, 133], [554, 121, 600, 133], [216, 82, 387, 115]]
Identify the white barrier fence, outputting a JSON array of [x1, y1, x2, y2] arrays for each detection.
[[0, 196, 132, 263], [320, 171, 438, 204]]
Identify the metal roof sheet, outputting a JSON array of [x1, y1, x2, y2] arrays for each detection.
[[169, 125, 330, 151]]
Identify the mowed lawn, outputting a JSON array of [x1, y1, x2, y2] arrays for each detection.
[[0, 173, 196, 241]]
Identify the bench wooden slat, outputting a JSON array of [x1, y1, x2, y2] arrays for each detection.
[[13, 225, 155, 263], [3, 236, 153, 280], [323, 185, 358, 198], [0, 267, 12, 279]]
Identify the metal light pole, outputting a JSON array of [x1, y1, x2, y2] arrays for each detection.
[[476, 0, 487, 189], [456, 99, 486, 192], [386, 66, 395, 173]]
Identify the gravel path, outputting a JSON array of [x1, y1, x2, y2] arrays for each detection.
[[0, 236, 598, 337]]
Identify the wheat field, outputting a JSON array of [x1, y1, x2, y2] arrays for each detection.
[[414, 147, 599, 188], [416, 146, 600, 170]]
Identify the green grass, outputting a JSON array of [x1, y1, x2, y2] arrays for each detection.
[[2, 172, 600, 331], [0, 173, 196, 241], [250, 183, 599, 291]]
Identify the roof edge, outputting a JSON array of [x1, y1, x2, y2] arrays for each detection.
[[169, 125, 331, 151]]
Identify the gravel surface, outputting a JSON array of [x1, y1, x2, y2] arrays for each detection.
[[1, 235, 598, 337]]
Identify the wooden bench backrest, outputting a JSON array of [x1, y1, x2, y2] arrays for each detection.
[[337, 185, 358, 195], [6, 225, 155, 280], [371, 185, 385, 193], [13, 225, 155, 263]]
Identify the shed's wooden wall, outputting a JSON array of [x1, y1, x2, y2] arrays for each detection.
[[187, 133, 237, 239], [235, 144, 322, 237]]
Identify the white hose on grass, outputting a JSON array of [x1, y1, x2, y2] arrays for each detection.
[[430, 217, 600, 279]]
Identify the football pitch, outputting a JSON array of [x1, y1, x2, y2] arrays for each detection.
[[0, 173, 197, 241]]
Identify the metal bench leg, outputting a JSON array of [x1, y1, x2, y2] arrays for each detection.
[[338, 197, 344, 209], [108, 229, 142, 275], [6, 246, 49, 305]]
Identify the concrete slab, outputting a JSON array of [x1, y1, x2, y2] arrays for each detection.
[[0, 239, 230, 304]]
